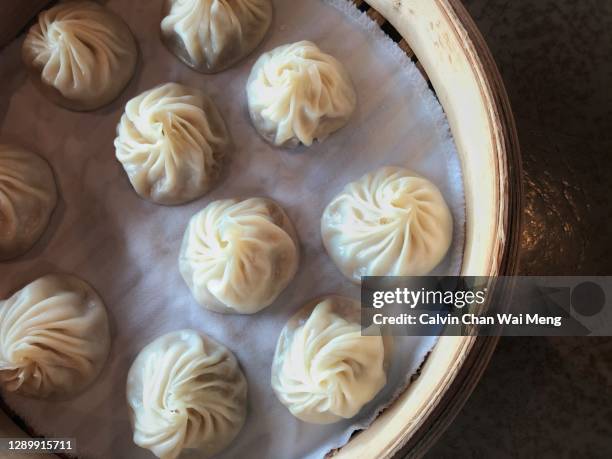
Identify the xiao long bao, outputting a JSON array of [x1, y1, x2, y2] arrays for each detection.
[[321, 166, 453, 283], [247, 40, 357, 148], [22, 1, 138, 111], [0, 144, 57, 261], [179, 198, 299, 314], [126, 330, 247, 459], [272, 296, 391, 424], [161, 0, 273, 73], [114, 83, 231, 205], [0, 274, 111, 399]]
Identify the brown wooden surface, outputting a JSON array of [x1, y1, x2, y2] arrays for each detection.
[[0, 0, 50, 48]]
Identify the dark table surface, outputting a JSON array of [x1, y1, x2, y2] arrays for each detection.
[[426, 1, 612, 458]]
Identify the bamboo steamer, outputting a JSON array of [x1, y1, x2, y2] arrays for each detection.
[[0, 0, 521, 457]]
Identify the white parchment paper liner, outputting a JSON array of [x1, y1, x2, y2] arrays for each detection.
[[0, 0, 464, 458]]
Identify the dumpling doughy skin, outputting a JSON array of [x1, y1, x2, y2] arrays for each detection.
[[114, 83, 230, 205], [179, 198, 299, 314], [247, 40, 357, 148], [126, 330, 247, 459], [272, 296, 389, 424], [321, 166, 453, 283], [0, 274, 111, 399], [161, 0, 273, 73], [0, 145, 58, 261], [22, 1, 138, 111]]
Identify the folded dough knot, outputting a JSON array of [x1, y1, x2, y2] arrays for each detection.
[[161, 0, 272, 73], [0, 145, 57, 260], [247, 40, 357, 147], [0, 274, 110, 399], [114, 83, 230, 205], [179, 198, 299, 314], [22, 1, 138, 110], [127, 330, 247, 459], [272, 298, 387, 424], [322, 166, 453, 282]]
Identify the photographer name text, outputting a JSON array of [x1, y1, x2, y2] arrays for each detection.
[[371, 312, 562, 327]]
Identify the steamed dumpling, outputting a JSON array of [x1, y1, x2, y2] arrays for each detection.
[[247, 40, 357, 148], [114, 83, 230, 205], [272, 296, 388, 424], [321, 167, 453, 283], [22, 1, 138, 111], [179, 198, 299, 314], [127, 329, 247, 459], [161, 0, 273, 73], [0, 145, 57, 261], [0, 274, 111, 399]]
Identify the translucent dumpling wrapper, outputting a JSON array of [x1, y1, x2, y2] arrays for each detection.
[[0, 144, 57, 261], [0, 274, 111, 399], [126, 329, 247, 459], [22, 1, 138, 111], [272, 296, 391, 424], [179, 197, 299, 314], [161, 0, 273, 73], [247, 40, 357, 148], [321, 166, 453, 283], [114, 83, 231, 205]]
